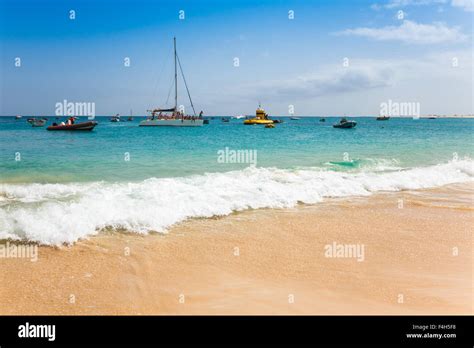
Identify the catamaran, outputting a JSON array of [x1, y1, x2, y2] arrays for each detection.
[[140, 38, 203, 127]]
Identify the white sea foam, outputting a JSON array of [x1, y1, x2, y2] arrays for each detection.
[[0, 159, 472, 245]]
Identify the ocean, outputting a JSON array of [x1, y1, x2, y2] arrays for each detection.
[[1, 116, 473, 244]]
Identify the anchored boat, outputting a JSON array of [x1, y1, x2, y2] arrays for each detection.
[[47, 121, 98, 131], [140, 38, 203, 127], [376, 116, 390, 121], [243, 105, 274, 125], [31, 119, 46, 127], [333, 117, 357, 129], [110, 114, 120, 122]]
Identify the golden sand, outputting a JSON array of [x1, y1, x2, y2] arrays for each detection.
[[0, 184, 472, 315]]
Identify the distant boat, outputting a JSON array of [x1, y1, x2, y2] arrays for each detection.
[[233, 115, 245, 119], [222, 117, 230, 122], [319, 118, 326, 122], [127, 109, 133, 121], [272, 119, 284, 123], [376, 116, 390, 121], [47, 121, 98, 131], [244, 105, 274, 125], [31, 119, 46, 127], [428, 116, 437, 119], [333, 117, 357, 129], [111, 114, 120, 122], [140, 38, 203, 127], [15, 115, 22, 119], [290, 117, 301, 120]]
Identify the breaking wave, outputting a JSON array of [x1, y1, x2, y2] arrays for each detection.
[[0, 159, 472, 245]]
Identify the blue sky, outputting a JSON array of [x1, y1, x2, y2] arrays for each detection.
[[0, 0, 472, 116]]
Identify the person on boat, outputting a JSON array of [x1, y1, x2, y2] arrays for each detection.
[[199, 111, 203, 118]]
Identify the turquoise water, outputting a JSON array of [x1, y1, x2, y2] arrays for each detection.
[[1, 116, 473, 183], [1, 116, 473, 244]]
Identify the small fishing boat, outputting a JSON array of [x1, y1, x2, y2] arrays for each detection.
[[110, 114, 120, 122], [15, 115, 22, 119], [127, 109, 133, 121], [222, 117, 230, 123], [320, 118, 326, 122], [290, 117, 301, 120], [47, 121, 98, 131], [376, 116, 390, 121], [333, 117, 357, 129], [244, 105, 274, 125], [272, 119, 284, 123], [233, 115, 245, 119], [32, 119, 46, 127]]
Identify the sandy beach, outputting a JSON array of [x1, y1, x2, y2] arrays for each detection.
[[0, 183, 472, 315]]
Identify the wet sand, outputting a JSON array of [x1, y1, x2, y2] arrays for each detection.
[[0, 183, 472, 315]]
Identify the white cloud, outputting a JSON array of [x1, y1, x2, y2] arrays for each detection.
[[384, 0, 446, 9], [234, 60, 399, 104], [236, 49, 472, 115], [372, 0, 474, 11], [337, 20, 467, 44], [451, 0, 474, 11], [265, 65, 395, 98]]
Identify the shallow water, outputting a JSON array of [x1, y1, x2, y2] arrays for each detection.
[[1, 116, 473, 244]]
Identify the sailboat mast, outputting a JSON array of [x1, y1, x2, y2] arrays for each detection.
[[174, 37, 178, 114]]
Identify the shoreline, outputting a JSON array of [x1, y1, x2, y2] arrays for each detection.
[[0, 183, 472, 315]]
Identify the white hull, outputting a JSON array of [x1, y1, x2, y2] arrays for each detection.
[[139, 119, 204, 127]]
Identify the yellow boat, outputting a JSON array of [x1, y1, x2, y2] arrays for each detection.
[[244, 106, 274, 125]]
